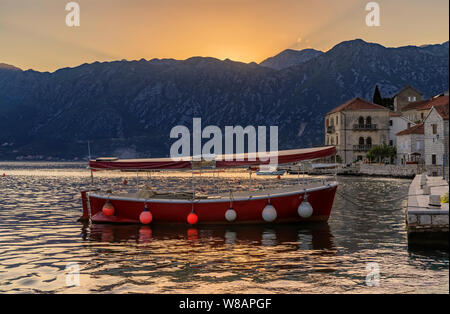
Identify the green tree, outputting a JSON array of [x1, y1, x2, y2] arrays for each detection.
[[367, 144, 397, 163]]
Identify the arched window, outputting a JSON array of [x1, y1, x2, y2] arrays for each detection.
[[366, 116, 372, 126], [331, 137, 334, 145], [359, 137, 365, 145], [358, 116, 364, 126], [366, 137, 372, 146], [336, 136, 339, 145]]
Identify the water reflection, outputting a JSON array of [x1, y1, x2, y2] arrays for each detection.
[[85, 223, 335, 250]]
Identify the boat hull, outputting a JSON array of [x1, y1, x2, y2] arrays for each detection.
[[82, 183, 338, 225]]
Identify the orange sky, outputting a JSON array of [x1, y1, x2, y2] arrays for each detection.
[[0, 0, 448, 72]]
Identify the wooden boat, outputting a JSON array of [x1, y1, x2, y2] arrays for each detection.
[[80, 146, 338, 225]]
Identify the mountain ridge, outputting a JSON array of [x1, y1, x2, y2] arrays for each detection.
[[0, 39, 448, 160]]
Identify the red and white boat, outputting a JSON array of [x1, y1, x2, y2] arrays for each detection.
[[80, 146, 338, 225]]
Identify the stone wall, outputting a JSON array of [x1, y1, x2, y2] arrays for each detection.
[[358, 163, 420, 177]]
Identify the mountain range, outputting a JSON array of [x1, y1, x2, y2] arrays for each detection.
[[0, 39, 448, 160]]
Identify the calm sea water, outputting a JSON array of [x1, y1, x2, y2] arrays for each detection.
[[0, 162, 448, 294]]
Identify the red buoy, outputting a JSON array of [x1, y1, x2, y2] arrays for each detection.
[[277, 175, 281, 180], [139, 205, 153, 224], [187, 212, 198, 225], [123, 179, 128, 185], [102, 201, 115, 216], [2, 173, 5, 178]]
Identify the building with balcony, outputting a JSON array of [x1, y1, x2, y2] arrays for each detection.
[[325, 98, 390, 164]]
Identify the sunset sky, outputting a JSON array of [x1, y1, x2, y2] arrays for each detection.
[[1, 0, 448, 72]]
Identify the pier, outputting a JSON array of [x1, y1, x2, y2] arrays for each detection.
[[406, 174, 449, 246]]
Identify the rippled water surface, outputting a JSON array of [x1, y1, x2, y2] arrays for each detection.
[[0, 162, 448, 293]]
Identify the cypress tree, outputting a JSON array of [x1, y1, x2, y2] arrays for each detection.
[[373, 85, 382, 105]]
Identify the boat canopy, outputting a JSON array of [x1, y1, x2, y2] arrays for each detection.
[[89, 146, 336, 171]]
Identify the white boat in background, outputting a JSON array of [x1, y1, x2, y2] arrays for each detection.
[[256, 165, 285, 176]]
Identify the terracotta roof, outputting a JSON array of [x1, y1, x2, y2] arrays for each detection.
[[401, 95, 449, 112], [401, 99, 430, 112], [389, 112, 402, 117], [327, 98, 389, 115], [396, 123, 424, 136], [434, 103, 449, 120]]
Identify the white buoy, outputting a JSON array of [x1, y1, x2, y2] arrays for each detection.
[[262, 204, 277, 222], [298, 196, 313, 218], [225, 208, 237, 222]]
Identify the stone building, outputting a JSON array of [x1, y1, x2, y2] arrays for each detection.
[[396, 124, 424, 165], [401, 94, 449, 123], [393, 85, 422, 112], [325, 98, 390, 164], [424, 103, 449, 167]]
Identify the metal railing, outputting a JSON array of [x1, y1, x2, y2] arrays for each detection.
[[353, 145, 372, 151], [353, 124, 377, 130]]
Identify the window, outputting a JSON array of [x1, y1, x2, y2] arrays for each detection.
[[336, 136, 339, 145], [432, 124, 437, 134], [358, 116, 364, 126], [432, 154, 436, 165], [366, 116, 372, 126], [416, 141, 421, 150], [389, 140, 393, 146], [366, 137, 372, 146], [389, 120, 393, 126], [421, 113, 424, 120], [359, 137, 365, 145], [336, 116, 339, 125]]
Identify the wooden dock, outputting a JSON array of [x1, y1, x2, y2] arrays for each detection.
[[406, 174, 449, 246]]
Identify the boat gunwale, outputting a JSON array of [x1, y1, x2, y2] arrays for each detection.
[[88, 182, 338, 204]]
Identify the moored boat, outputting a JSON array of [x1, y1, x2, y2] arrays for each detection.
[[80, 146, 338, 225]]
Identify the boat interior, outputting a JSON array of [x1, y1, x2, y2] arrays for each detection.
[[94, 177, 337, 201]]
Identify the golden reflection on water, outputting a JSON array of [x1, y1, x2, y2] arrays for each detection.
[[0, 162, 448, 293]]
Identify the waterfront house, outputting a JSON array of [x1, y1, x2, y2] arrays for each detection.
[[325, 98, 390, 164], [396, 124, 424, 165], [389, 112, 415, 147], [393, 85, 422, 112], [423, 102, 449, 167]]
